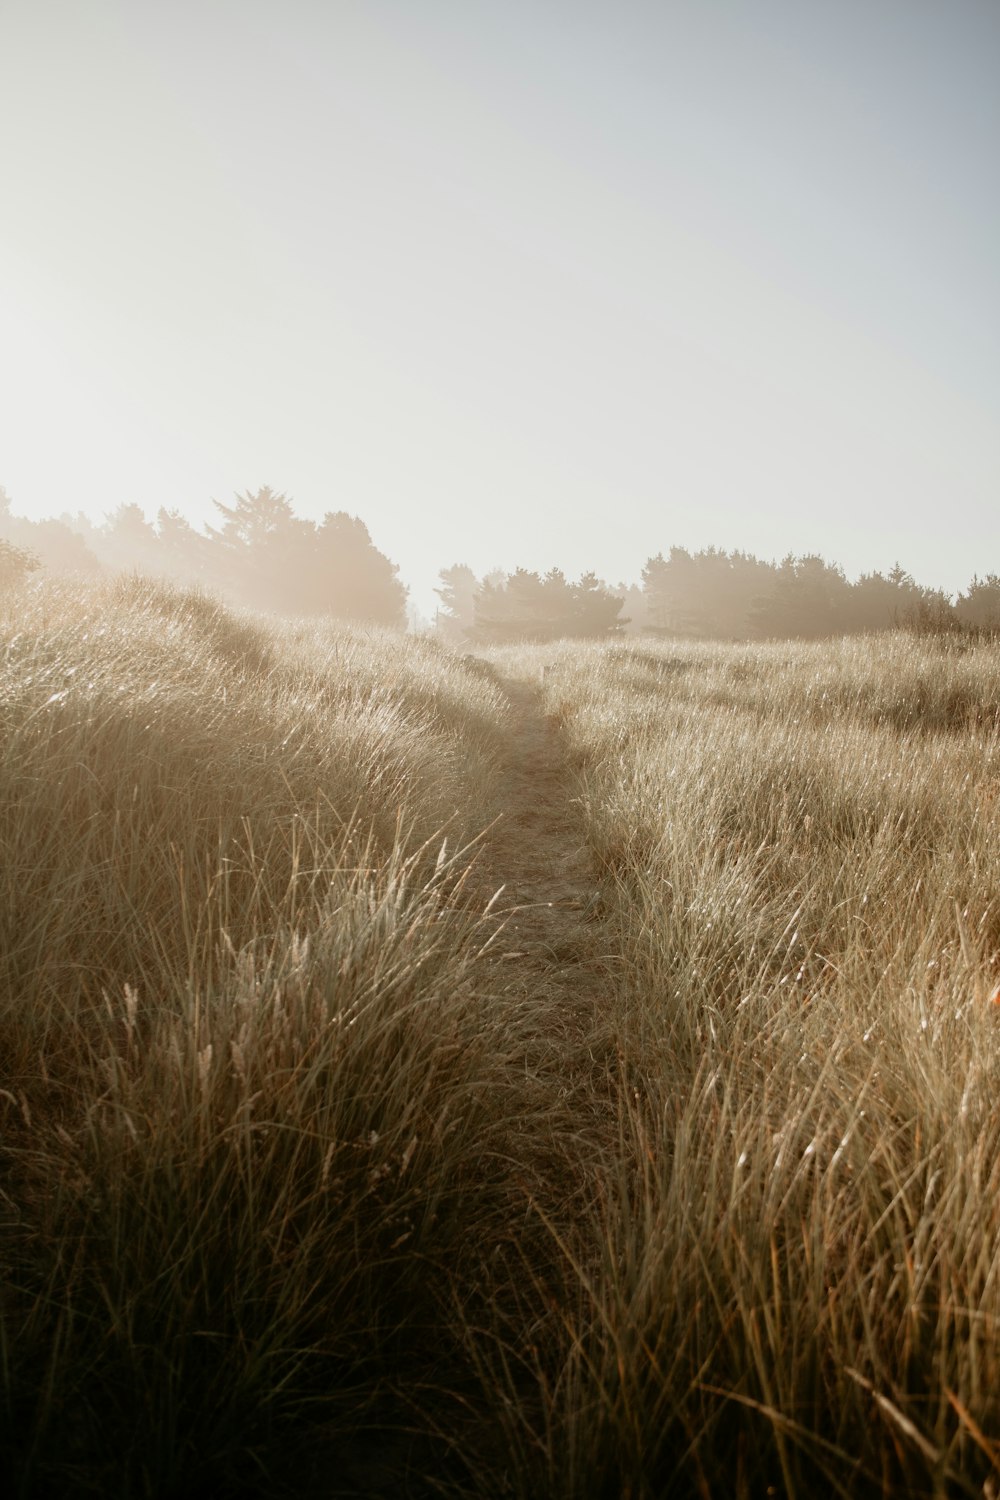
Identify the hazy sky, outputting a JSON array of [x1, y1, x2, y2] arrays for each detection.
[[2, 0, 998, 612]]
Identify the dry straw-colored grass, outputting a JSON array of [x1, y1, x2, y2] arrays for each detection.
[[3, 582, 1000, 1496], [491, 634, 1000, 1498], [0, 576, 543, 1495]]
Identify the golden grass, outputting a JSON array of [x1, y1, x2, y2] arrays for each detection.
[[3, 582, 999, 1495], [492, 634, 1000, 1497], [0, 576, 538, 1494]]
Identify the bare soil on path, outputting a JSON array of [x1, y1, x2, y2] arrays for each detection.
[[478, 673, 612, 1021], [470, 667, 621, 1220]]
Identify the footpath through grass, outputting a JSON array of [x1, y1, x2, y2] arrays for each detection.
[[2, 580, 1000, 1496]]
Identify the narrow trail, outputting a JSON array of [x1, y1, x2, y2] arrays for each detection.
[[467, 668, 620, 1217], [478, 673, 612, 1040]]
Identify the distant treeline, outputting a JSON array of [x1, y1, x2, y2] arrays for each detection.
[[3, 486, 999, 638], [439, 550, 1000, 642], [0, 486, 407, 626], [438, 566, 627, 644]]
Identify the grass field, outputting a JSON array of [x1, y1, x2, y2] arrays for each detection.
[[2, 576, 999, 1496]]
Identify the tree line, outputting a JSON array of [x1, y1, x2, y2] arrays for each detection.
[[638, 547, 1000, 638], [0, 485, 407, 626], [436, 565, 627, 643], [438, 548, 1000, 641], [2, 485, 998, 637]]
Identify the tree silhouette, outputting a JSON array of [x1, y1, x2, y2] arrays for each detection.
[[91, 504, 162, 576], [0, 536, 39, 593], [209, 487, 301, 553], [749, 554, 851, 638], [643, 546, 779, 637], [206, 489, 406, 625], [0, 486, 101, 577], [572, 571, 629, 636], [207, 487, 303, 610], [468, 568, 626, 642], [435, 564, 478, 640], [303, 512, 407, 626], [640, 546, 972, 641], [155, 508, 214, 584], [956, 574, 1000, 630]]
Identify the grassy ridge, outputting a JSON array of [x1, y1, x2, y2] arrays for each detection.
[[3, 582, 1000, 1495]]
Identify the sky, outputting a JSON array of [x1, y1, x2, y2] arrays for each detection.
[[1, 0, 998, 615]]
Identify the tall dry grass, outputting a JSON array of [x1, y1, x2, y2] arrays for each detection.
[[0, 576, 559, 1496], [487, 634, 1000, 1497], [4, 583, 1000, 1495]]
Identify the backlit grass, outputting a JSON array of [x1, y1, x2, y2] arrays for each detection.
[[492, 634, 1000, 1497], [3, 581, 999, 1495]]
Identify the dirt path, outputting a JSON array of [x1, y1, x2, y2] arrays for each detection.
[[469, 670, 618, 1204], [478, 673, 612, 1031]]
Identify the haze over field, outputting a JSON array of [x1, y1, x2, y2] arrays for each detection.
[[2, 0, 998, 610]]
